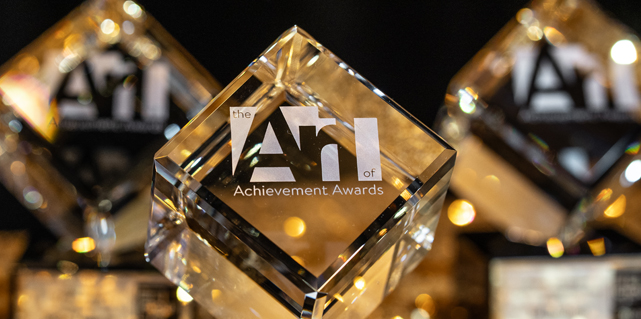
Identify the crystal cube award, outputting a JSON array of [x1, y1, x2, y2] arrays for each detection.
[[0, 0, 220, 256], [146, 26, 455, 319], [436, 0, 641, 243]]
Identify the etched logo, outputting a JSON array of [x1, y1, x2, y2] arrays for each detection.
[[55, 50, 170, 132], [512, 43, 639, 122], [230, 106, 382, 183]]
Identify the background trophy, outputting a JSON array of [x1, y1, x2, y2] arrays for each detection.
[[0, 0, 220, 265], [146, 26, 456, 318], [436, 0, 641, 252]]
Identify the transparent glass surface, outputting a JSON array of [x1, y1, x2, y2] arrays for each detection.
[[147, 26, 455, 318], [0, 0, 220, 245], [437, 0, 641, 243]]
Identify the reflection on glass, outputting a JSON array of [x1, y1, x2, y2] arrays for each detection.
[[437, 0, 641, 248], [0, 0, 220, 265], [146, 26, 455, 318]]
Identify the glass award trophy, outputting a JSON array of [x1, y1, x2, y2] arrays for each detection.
[[146, 26, 456, 318], [0, 0, 220, 262], [436, 0, 641, 246]]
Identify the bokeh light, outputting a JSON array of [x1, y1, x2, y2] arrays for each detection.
[[448, 200, 476, 226], [100, 19, 116, 35], [547, 237, 564, 258], [176, 287, 193, 303], [611, 39, 637, 65], [72, 237, 95, 253], [604, 195, 626, 218], [353, 276, 366, 290], [624, 160, 641, 183], [588, 238, 606, 256], [283, 216, 306, 238]]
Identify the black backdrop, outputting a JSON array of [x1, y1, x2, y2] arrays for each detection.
[[0, 0, 640, 257]]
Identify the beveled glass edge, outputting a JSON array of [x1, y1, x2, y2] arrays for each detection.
[[317, 149, 456, 291], [286, 25, 455, 153], [156, 25, 456, 162], [155, 146, 455, 287], [445, 0, 639, 99], [151, 157, 309, 316]]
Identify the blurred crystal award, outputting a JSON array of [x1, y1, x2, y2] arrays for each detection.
[[437, 0, 641, 245], [146, 26, 455, 318], [0, 0, 220, 263]]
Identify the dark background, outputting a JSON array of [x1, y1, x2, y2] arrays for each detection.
[[0, 0, 640, 257]]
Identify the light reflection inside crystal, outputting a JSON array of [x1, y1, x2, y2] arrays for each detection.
[[611, 39, 637, 65], [625, 142, 640, 155], [457, 89, 476, 114], [211, 289, 221, 301], [291, 255, 305, 266], [353, 276, 365, 290], [544, 27, 566, 46], [595, 188, 612, 202], [604, 195, 626, 218], [283, 217, 306, 238], [306, 54, 319, 67]]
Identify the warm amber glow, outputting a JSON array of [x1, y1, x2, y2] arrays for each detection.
[[284, 217, 306, 238], [334, 294, 344, 303], [604, 195, 626, 218], [596, 188, 613, 202], [72, 237, 95, 253], [16, 54, 40, 75], [588, 238, 606, 256], [353, 276, 366, 290], [291, 255, 305, 267], [448, 200, 476, 226], [546, 237, 564, 258], [516, 8, 533, 25], [527, 26, 543, 41], [393, 177, 404, 189], [0, 74, 58, 141], [211, 289, 221, 301], [415, 293, 435, 314], [543, 27, 566, 46], [176, 287, 193, 303], [10, 161, 25, 176]]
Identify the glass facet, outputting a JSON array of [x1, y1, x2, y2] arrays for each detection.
[[437, 0, 641, 244], [0, 0, 220, 258], [146, 26, 455, 318]]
